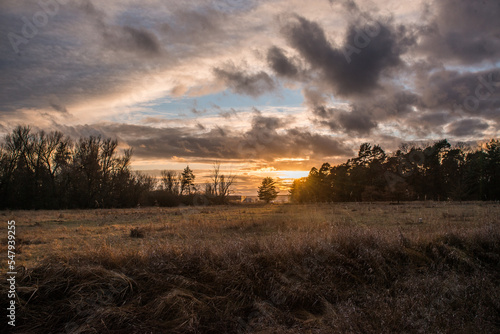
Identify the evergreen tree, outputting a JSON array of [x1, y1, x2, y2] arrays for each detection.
[[181, 165, 196, 195], [258, 177, 279, 203]]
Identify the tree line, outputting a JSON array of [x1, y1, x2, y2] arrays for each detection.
[[3, 126, 498, 209], [0, 126, 234, 210], [290, 139, 500, 203], [149, 163, 234, 207]]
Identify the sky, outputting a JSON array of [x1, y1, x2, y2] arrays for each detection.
[[1, 0, 499, 195]]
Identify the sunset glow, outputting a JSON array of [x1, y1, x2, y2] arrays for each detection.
[[277, 171, 310, 180], [1, 0, 499, 195]]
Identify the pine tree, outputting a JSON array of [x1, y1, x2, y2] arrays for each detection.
[[258, 177, 279, 203], [181, 165, 196, 195]]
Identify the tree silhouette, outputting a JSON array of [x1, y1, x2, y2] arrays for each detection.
[[1, 126, 498, 208], [288, 139, 500, 203], [161, 170, 181, 195], [181, 165, 196, 195], [207, 162, 235, 204], [258, 177, 279, 203], [0, 126, 153, 209]]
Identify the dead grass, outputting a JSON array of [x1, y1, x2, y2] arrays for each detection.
[[1, 202, 499, 333]]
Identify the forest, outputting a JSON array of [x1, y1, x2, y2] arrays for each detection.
[[0, 126, 235, 209], [290, 139, 500, 203], [1, 126, 499, 209]]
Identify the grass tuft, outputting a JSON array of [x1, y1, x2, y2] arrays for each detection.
[[130, 227, 145, 238]]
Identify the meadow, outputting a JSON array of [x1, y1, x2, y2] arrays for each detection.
[[1, 202, 499, 333]]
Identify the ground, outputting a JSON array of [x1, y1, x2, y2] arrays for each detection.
[[1, 202, 499, 333]]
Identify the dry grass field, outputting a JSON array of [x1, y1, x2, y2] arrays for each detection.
[[1, 202, 500, 333]]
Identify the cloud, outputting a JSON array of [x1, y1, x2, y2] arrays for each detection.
[[304, 87, 417, 136], [213, 64, 276, 97], [418, 0, 500, 64], [1, 0, 499, 168], [191, 108, 207, 115], [113, 26, 161, 56], [50, 102, 68, 114], [352, 89, 421, 131], [416, 68, 500, 115], [266, 46, 300, 78], [280, 14, 412, 96], [81, 1, 162, 56], [161, 7, 224, 44], [446, 118, 490, 138], [417, 111, 453, 128], [303, 88, 327, 109], [0, 1, 167, 116], [218, 108, 239, 119], [336, 108, 377, 134], [328, 0, 360, 13], [0, 0, 267, 119], [314, 105, 377, 135], [52, 113, 353, 163]]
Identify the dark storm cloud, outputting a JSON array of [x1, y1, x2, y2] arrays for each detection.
[[337, 108, 377, 133], [281, 16, 336, 73], [417, 69, 500, 115], [1, 0, 499, 153], [213, 65, 276, 97], [446, 118, 490, 137], [240, 115, 290, 159], [303, 88, 327, 109], [328, 0, 360, 13], [58, 114, 353, 162], [361, 90, 421, 125], [285, 128, 353, 158], [162, 10, 217, 34], [116, 26, 161, 55], [304, 86, 378, 135], [419, 0, 500, 64], [161, 7, 224, 44], [316, 106, 377, 135], [249, 115, 286, 132], [305, 87, 418, 136], [417, 112, 453, 128], [266, 46, 300, 78], [0, 0, 166, 114], [241, 114, 354, 160], [82, 1, 162, 56], [50, 102, 68, 114], [338, 23, 411, 94], [383, 91, 420, 116], [274, 1, 499, 142], [280, 14, 412, 96]]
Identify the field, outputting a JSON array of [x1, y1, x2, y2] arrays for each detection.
[[1, 202, 500, 333]]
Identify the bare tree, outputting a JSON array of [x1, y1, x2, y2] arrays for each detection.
[[208, 161, 235, 203], [161, 170, 181, 195]]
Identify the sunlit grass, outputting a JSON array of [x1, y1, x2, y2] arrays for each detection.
[[1, 202, 498, 271], [1, 202, 499, 333]]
